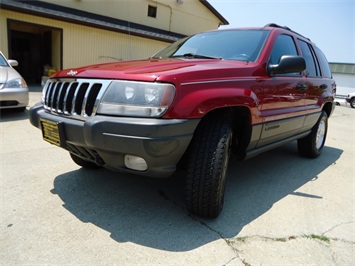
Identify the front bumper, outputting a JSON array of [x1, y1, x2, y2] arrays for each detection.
[[0, 87, 29, 109], [29, 104, 199, 177]]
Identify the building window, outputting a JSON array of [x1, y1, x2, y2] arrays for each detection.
[[148, 5, 157, 18]]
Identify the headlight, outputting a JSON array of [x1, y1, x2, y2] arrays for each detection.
[[5, 78, 27, 88], [97, 80, 175, 117]]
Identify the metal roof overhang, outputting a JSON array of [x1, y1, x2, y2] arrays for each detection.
[[200, 0, 229, 26], [0, 0, 186, 42]]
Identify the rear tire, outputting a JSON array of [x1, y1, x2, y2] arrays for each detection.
[[70, 153, 102, 169], [297, 111, 328, 158], [350, 98, 355, 108], [185, 114, 232, 218]]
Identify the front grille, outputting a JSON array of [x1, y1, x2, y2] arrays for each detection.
[[43, 79, 112, 120]]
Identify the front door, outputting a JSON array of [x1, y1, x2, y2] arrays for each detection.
[[257, 34, 307, 147]]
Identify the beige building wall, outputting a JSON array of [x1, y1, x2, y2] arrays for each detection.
[[0, 10, 10, 57], [0, 9, 169, 70], [41, 0, 222, 35]]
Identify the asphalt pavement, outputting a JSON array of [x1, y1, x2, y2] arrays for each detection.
[[1, 87, 354, 265]]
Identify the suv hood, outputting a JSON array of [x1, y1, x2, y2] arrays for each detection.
[[52, 58, 254, 83]]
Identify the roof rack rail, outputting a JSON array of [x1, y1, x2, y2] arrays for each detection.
[[264, 23, 310, 41], [264, 23, 291, 31]]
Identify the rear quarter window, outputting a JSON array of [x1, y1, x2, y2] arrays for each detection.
[[314, 47, 332, 78]]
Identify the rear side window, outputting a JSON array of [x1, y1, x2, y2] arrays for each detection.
[[298, 40, 320, 77], [314, 47, 332, 78]]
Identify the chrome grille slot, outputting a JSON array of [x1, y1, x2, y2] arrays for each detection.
[[84, 83, 102, 116], [64, 82, 78, 115], [57, 82, 70, 113], [50, 82, 62, 111], [43, 79, 111, 120], [73, 83, 89, 115]]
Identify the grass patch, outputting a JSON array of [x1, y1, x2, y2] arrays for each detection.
[[275, 237, 287, 242], [225, 239, 235, 245], [236, 237, 247, 243], [225, 237, 247, 245], [304, 234, 330, 243], [242, 259, 251, 266]]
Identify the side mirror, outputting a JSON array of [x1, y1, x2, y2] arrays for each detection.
[[8, 59, 19, 67], [268, 55, 305, 75]]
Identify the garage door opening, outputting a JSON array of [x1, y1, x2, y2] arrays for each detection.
[[8, 20, 62, 85]]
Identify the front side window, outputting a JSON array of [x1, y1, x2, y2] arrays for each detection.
[[152, 30, 270, 62], [269, 34, 298, 65], [269, 34, 300, 76]]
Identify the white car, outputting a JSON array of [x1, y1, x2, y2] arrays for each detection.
[[0, 51, 29, 111], [346, 92, 355, 108]]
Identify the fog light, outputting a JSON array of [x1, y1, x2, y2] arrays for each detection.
[[124, 155, 148, 171]]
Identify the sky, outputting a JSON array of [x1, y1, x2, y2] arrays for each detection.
[[209, 0, 355, 63]]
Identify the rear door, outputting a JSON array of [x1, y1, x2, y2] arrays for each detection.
[[298, 40, 323, 110], [298, 40, 334, 130]]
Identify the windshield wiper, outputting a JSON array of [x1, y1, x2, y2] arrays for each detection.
[[172, 53, 222, 60]]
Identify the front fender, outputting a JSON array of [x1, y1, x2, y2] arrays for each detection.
[[163, 87, 259, 119]]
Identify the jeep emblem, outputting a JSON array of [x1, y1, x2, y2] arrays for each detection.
[[67, 70, 78, 76]]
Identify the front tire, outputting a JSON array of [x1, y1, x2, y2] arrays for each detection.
[[70, 153, 102, 169], [185, 114, 232, 218], [297, 111, 328, 158]]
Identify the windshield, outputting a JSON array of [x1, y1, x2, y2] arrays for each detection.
[[153, 29, 270, 62]]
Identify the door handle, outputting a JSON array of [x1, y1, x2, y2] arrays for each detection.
[[296, 84, 308, 91]]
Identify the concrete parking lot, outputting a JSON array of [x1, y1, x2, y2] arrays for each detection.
[[1, 87, 354, 265]]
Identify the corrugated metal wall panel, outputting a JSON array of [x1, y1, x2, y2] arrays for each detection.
[[39, 0, 223, 35], [63, 24, 167, 68], [1, 9, 169, 69], [330, 63, 355, 75], [0, 11, 8, 55]]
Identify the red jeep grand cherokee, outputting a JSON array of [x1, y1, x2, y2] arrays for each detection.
[[30, 24, 336, 218]]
